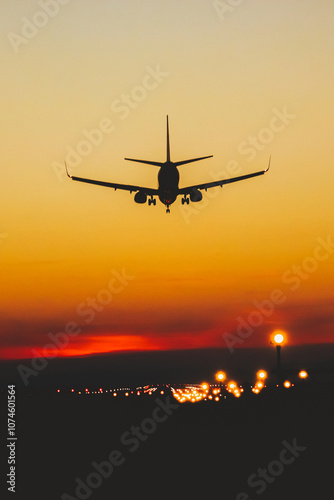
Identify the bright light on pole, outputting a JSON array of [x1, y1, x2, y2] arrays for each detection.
[[274, 333, 284, 344], [271, 331, 287, 386], [215, 371, 226, 382]]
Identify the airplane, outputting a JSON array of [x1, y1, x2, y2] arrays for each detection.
[[65, 116, 270, 213]]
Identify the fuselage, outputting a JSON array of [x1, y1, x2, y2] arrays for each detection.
[[157, 162, 179, 206]]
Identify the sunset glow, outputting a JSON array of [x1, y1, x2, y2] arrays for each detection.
[[1, 1, 334, 361]]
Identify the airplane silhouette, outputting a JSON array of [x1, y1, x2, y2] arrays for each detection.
[[65, 116, 270, 213]]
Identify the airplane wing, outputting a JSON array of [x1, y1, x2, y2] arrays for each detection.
[[65, 163, 159, 196], [178, 157, 271, 195]]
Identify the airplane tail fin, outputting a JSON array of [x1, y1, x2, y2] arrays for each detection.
[[124, 116, 213, 167], [166, 115, 171, 162], [124, 115, 171, 167], [167, 115, 213, 166]]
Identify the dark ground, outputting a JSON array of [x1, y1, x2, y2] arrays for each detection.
[[1, 381, 333, 500]]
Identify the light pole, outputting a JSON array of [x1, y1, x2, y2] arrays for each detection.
[[271, 332, 285, 385]]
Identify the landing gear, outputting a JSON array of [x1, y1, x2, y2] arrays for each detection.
[[181, 196, 189, 205], [166, 204, 170, 213], [148, 197, 156, 206]]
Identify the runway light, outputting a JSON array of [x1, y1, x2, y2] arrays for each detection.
[[171, 385, 208, 404], [201, 383, 209, 391], [257, 370, 267, 380], [299, 370, 308, 379]]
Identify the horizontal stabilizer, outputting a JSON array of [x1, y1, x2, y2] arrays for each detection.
[[124, 158, 164, 167], [174, 155, 213, 167]]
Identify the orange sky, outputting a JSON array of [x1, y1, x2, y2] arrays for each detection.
[[1, 1, 334, 360]]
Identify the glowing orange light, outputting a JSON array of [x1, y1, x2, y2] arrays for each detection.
[[125, 392, 129, 396], [256, 381, 264, 389], [201, 383, 209, 391], [215, 371, 226, 382], [257, 370, 267, 380], [283, 380, 291, 388], [228, 381, 237, 390], [299, 370, 308, 379], [57, 389, 60, 393], [274, 333, 284, 344]]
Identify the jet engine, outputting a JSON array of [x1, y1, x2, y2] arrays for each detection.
[[190, 189, 202, 202], [134, 191, 147, 204]]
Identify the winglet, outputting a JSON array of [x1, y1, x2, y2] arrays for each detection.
[[265, 155, 271, 172], [64, 161, 72, 178]]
